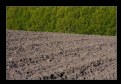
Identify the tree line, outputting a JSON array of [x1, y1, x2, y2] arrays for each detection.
[[6, 6, 116, 35]]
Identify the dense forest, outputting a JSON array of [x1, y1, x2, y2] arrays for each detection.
[[6, 6, 116, 35]]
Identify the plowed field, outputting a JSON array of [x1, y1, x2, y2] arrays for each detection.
[[6, 30, 117, 80]]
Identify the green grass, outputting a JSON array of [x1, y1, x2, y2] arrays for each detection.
[[6, 6, 117, 36]]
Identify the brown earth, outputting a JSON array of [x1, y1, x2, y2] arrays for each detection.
[[6, 30, 117, 80]]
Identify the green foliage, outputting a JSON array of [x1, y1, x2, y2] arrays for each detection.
[[6, 6, 116, 36]]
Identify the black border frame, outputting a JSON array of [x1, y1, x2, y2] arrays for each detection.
[[0, 0, 118, 81]]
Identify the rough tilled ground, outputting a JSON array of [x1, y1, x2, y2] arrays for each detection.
[[6, 30, 117, 80]]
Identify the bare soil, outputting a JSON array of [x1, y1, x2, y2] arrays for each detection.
[[6, 30, 117, 80]]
